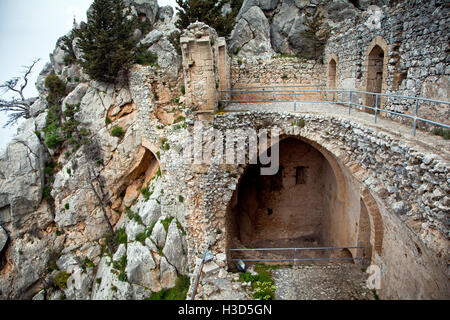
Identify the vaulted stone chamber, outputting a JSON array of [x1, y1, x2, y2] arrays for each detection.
[[226, 137, 378, 265]]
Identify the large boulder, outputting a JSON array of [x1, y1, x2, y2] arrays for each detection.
[[162, 220, 187, 274], [270, 0, 301, 54], [125, 0, 159, 25], [0, 127, 46, 227], [140, 25, 181, 79], [35, 63, 53, 100], [0, 225, 7, 253], [231, 0, 359, 57], [125, 241, 160, 291], [229, 6, 274, 57]]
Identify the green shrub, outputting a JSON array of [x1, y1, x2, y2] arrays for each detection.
[[178, 195, 184, 203], [175, 0, 243, 38], [239, 264, 276, 300], [432, 128, 450, 139], [64, 203, 70, 210], [111, 126, 125, 138], [118, 272, 128, 282], [105, 117, 112, 125], [43, 186, 53, 200], [135, 232, 146, 245], [45, 133, 64, 150], [145, 275, 190, 300], [112, 254, 127, 273], [54, 271, 71, 290], [174, 116, 186, 124], [292, 119, 306, 128], [81, 257, 95, 272], [161, 217, 174, 232], [146, 221, 157, 237], [141, 185, 151, 201], [45, 75, 67, 105], [181, 85, 185, 95], [135, 48, 158, 66], [116, 228, 127, 244], [253, 281, 276, 300]]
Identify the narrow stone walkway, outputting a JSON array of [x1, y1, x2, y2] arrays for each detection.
[[272, 263, 376, 300], [225, 102, 450, 159]]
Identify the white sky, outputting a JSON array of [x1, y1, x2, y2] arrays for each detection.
[[0, 0, 178, 151]]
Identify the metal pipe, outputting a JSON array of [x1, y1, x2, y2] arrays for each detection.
[[348, 91, 353, 114], [218, 87, 450, 131], [413, 99, 419, 136], [230, 257, 363, 262], [191, 242, 211, 300], [375, 95, 378, 123], [229, 246, 365, 251]]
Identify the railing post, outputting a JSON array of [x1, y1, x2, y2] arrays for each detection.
[[413, 99, 419, 136], [294, 92, 297, 111], [294, 248, 297, 267], [361, 247, 365, 266], [317, 84, 320, 101], [348, 91, 353, 114], [374, 94, 378, 123]]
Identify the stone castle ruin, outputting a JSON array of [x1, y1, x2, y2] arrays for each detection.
[[0, 0, 448, 300]]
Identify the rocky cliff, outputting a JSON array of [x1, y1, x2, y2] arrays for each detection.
[[0, 0, 189, 300], [0, 0, 448, 300]]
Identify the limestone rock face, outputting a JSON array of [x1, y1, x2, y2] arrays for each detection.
[[125, 0, 159, 24], [0, 225, 7, 253], [162, 220, 187, 274], [35, 62, 53, 99], [0, 127, 46, 227], [229, 6, 274, 58], [125, 241, 159, 290], [140, 23, 181, 79], [150, 220, 166, 248], [29, 98, 48, 118], [230, 0, 359, 57], [159, 256, 177, 288], [62, 83, 88, 113]]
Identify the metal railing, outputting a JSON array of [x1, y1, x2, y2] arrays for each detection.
[[229, 246, 366, 266], [219, 86, 450, 136], [190, 241, 212, 300]]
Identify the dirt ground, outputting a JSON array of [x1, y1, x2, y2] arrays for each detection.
[[272, 263, 377, 300]]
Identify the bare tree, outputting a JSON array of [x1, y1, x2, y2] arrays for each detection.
[[82, 138, 117, 251], [0, 59, 40, 127]]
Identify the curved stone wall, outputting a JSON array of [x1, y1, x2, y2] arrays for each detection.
[[180, 111, 449, 299]]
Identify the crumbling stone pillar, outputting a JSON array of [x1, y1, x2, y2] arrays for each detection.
[[181, 22, 229, 119], [217, 38, 231, 102]]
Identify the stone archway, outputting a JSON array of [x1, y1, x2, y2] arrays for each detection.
[[225, 136, 383, 265], [327, 55, 338, 101], [365, 36, 389, 111]]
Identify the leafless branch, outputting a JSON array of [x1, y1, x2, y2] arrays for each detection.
[[0, 59, 40, 127], [87, 165, 116, 248]]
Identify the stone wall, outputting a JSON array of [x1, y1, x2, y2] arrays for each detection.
[[229, 56, 326, 101], [179, 111, 449, 299], [324, 1, 450, 126]]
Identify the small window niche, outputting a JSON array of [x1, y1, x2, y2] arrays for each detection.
[[295, 166, 308, 185]]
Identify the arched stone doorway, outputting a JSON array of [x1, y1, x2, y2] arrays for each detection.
[[328, 57, 337, 101], [225, 136, 379, 266], [364, 36, 389, 112]]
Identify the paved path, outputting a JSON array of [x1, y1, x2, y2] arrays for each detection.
[[225, 102, 450, 159], [272, 263, 376, 300]]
